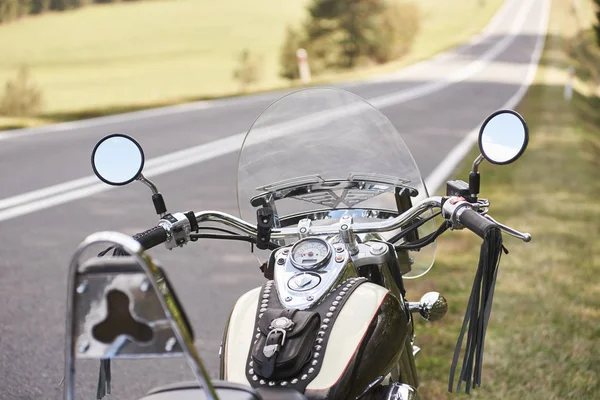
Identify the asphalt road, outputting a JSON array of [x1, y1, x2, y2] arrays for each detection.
[[0, 0, 549, 398]]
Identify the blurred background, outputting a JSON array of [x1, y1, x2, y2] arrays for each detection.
[[0, 0, 599, 399]]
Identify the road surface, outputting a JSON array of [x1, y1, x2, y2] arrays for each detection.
[[0, 0, 549, 398]]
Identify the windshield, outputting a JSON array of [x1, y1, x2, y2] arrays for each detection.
[[237, 87, 435, 278]]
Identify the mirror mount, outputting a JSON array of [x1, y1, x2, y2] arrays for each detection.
[[467, 154, 485, 202], [137, 174, 168, 216]]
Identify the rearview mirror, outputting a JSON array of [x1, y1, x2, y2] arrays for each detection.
[[479, 110, 528, 165], [91, 134, 145, 186]]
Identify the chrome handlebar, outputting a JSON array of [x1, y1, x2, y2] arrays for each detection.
[[193, 196, 445, 241], [155, 195, 531, 249]]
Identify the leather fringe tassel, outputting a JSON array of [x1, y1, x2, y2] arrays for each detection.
[[448, 227, 503, 393]]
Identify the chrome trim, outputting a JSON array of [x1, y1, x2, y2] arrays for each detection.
[[158, 212, 192, 249], [136, 174, 159, 195], [290, 237, 332, 270], [386, 383, 421, 400], [64, 232, 218, 400], [471, 154, 485, 174], [408, 292, 448, 322], [484, 214, 532, 242]]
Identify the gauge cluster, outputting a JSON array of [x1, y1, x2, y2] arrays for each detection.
[[271, 237, 349, 309], [290, 238, 331, 270]]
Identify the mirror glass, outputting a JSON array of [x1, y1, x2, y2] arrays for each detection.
[[479, 110, 528, 165], [92, 134, 144, 185]]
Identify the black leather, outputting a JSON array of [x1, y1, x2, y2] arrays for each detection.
[[140, 381, 307, 400]]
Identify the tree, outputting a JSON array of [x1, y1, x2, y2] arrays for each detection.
[[279, 26, 304, 80], [0, 65, 44, 117], [0, 0, 29, 23], [232, 49, 263, 92], [594, 0, 600, 47]]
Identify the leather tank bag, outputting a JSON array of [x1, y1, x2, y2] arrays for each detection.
[[245, 277, 368, 392]]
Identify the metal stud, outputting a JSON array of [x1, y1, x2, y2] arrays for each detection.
[[312, 359, 318, 366], [339, 292, 346, 296], [292, 379, 299, 384], [332, 301, 339, 306], [318, 331, 325, 337], [264, 289, 271, 294], [281, 381, 288, 386], [326, 312, 333, 318], [314, 345, 322, 351], [259, 313, 263, 319], [252, 375, 258, 381], [329, 306, 336, 312], [260, 380, 266, 385], [262, 299, 269, 304], [313, 352, 320, 358], [301, 374, 308, 381], [336, 296, 342, 301], [257, 328, 261, 332], [256, 333, 261, 339], [249, 368, 254, 375], [76, 281, 88, 294], [308, 368, 315, 374], [269, 381, 275, 387], [323, 318, 330, 324], [260, 307, 267, 312], [320, 324, 328, 330], [262, 294, 270, 299], [249, 361, 254, 367], [316, 338, 324, 344]]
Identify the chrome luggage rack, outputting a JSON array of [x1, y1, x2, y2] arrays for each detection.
[[63, 232, 218, 400]]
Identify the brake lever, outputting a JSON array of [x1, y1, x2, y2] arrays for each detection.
[[483, 214, 531, 242]]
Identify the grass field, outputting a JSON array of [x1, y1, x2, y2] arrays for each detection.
[[407, 1, 600, 398], [0, 0, 502, 128]]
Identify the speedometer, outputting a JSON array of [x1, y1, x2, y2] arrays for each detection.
[[290, 238, 331, 270]]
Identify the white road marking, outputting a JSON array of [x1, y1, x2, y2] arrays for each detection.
[[0, 0, 547, 223], [425, 0, 550, 194]]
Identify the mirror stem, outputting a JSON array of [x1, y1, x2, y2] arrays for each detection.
[[137, 175, 168, 216]]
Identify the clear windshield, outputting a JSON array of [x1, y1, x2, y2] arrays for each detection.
[[237, 88, 435, 278]]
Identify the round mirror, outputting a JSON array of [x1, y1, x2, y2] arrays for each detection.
[[478, 110, 528, 165], [91, 134, 145, 186]]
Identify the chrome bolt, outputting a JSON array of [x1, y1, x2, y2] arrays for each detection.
[[165, 337, 177, 352], [78, 340, 90, 353], [76, 281, 88, 294], [140, 280, 150, 292]]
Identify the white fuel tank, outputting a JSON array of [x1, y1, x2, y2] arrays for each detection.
[[221, 282, 409, 397]]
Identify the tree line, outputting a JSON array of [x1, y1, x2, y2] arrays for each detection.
[[279, 0, 420, 80], [0, 0, 141, 24]]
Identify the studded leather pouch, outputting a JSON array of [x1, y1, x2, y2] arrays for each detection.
[[251, 308, 320, 380]]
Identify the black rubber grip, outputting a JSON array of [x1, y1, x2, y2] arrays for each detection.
[[459, 208, 497, 239], [132, 226, 167, 249]]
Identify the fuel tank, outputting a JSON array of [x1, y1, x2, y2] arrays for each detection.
[[220, 282, 410, 400]]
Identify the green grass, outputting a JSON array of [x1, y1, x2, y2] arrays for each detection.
[[0, 0, 502, 129], [406, 1, 600, 398]]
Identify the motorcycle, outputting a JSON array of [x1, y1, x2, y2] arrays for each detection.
[[64, 87, 532, 400]]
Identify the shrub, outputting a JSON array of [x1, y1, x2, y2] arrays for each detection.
[[232, 49, 263, 92], [0, 66, 44, 117], [279, 26, 304, 80]]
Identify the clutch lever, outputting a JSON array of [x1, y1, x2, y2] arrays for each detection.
[[483, 214, 531, 242]]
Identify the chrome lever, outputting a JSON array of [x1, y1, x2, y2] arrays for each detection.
[[484, 215, 532, 242]]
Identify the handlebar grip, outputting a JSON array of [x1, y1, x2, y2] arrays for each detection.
[[133, 226, 167, 250], [459, 208, 498, 239]]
